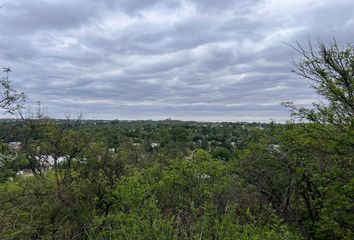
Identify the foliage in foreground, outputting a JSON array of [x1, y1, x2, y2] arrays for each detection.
[[0, 150, 302, 240]]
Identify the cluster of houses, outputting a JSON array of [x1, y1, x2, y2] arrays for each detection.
[[4, 137, 241, 178], [5, 141, 68, 177]]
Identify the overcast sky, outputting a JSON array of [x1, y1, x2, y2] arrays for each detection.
[[1, 0, 353, 121]]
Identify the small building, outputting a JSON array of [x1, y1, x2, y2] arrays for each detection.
[[151, 142, 159, 148], [16, 169, 34, 177], [8, 142, 21, 151]]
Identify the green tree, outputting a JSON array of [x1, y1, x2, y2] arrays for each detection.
[[286, 40, 354, 129], [211, 146, 232, 161], [0, 67, 25, 115], [289, 40, 353, 238]]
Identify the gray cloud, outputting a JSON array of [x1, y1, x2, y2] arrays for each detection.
[[1, 0, 353, 121]]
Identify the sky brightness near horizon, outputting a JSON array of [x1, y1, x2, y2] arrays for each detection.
[[0, 0, 353, 122]]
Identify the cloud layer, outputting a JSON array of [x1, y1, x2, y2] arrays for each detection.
[[1, 0, 353, 121]]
